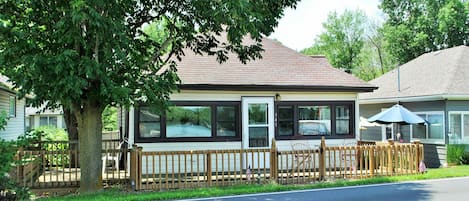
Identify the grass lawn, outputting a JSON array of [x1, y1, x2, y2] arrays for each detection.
[[39, 165, 469, 201]]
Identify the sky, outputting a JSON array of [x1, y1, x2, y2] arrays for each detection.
[[269, 0, 383, 51]]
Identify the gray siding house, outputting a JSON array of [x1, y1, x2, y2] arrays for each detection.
[[0, 75, 25, 141], [359, 45, 469, 167]]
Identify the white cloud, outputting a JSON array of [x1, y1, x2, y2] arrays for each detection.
[[269, 0, 383, 51]]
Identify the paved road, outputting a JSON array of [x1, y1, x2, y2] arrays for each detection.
[[180, 177, 469, 201]]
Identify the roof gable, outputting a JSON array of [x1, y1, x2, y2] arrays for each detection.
[[175, 37, 375, 92]]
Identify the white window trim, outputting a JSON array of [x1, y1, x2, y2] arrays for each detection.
[[448, 111, 469, 143], [411, 111, 445, 144], [9, 95, 16, 118]]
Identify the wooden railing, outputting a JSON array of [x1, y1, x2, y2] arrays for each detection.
[[12, 138, 423, 191], [13, 139, 129, 189], [129, 138, 424, 191]]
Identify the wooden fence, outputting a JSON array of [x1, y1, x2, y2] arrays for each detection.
[[130, 138, 424, 191], [12, 139, 129, 189]]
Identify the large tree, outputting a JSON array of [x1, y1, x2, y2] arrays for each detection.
[[0, 0, 298, 192], [302, 9, 367, 72], [380, 0, 468, 64]]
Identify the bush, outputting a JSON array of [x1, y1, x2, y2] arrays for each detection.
[[19, 127, 70, 167], [0, 139, 31, 200], [447, 144, 469, 165]]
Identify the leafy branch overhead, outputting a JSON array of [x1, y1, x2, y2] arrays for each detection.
[[0, 0, 298, 111], [0, 0, 298, 192]]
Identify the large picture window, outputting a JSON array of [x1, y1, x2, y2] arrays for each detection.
[[411, 112, 444, 144], [276, 102, 354, 139], [135, 102, 240, 142], [449, 112, 469, 144]]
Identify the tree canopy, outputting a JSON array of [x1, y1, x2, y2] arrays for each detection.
[[380, 0, 468, 64], [302, 9, 367, 72], [0, 0, 298, 192]]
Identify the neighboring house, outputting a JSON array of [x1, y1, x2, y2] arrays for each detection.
[[121, 37, 376, 155], [25, 106, 65, 130], [359, 45, 469, 167], [0, 75, 25, 141]]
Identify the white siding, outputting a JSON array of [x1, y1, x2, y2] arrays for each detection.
[[0, 91, 25, 140]]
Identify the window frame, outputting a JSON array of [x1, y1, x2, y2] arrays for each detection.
[[9, 95, 16, 118], [411, 111, 445, 144], [448, 111, 469, 143], [39, 115, 58, 127], [134, 101, 241, 143], [275, 101, 355, 140]]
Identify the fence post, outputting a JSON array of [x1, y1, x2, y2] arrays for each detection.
[[206, 152, 212, 186], [17, 147, 24, 184], [387, 140, 394, 174], [413, 140, 421, 172], [270, 139, 278, 182], [130, 144, 139, 190], [137, 146, 142, 190], [369, 146, 375, 177], [319, 136, 326, 181]]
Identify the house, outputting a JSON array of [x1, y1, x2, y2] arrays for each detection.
[[359, 45, 469, 167], [25, 106, 65, 131], [121, 37, 376, 155], [0, 75, 25, 141]]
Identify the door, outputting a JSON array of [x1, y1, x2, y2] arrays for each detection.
[[242, 97, 275, 171], [242, 97, 275, 148]]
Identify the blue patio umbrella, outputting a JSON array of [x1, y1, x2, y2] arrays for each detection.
[[368, 104, 426, 124]]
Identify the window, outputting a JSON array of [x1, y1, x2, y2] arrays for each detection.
[[298, 106, 331, 135], [449, 112, 469, 143], [217, 106, 237, 137], [276, 102, 354, 139], [278, 106, 294, 136], [9, 96, 15, 117], [39, 116, 58, 127], [166, 106, 211, 138], [335, 106, 351, 135], [248, 103, 269, 147], [135, 102, 240, 142], [411, 112, 444, 144], [138, 107, 161, 138]]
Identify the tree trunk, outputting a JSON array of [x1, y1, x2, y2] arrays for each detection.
[[75, 103, 104, 192], [63, 106, 79, 167]]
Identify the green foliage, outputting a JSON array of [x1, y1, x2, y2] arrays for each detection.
[[380, 0, 468, 64], [0, 1, 298, 191], [300, 10, 397, 81], [0, 110, 8, 131], [447, 144, 469, 165], [0, 137, 32, 200], [21, 127, 70, 166], [311, 9, 367, 71], [102, 106, 118, 131]]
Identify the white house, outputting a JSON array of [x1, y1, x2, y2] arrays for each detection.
[[120, 37, 376, 153]]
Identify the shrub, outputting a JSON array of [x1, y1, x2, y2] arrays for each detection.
[[447, 144, 468, 165], [0, 139, 31, 200]]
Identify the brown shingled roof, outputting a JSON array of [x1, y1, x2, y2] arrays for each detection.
[[360, 45, 469, 102], [176, 37, 376, 92]]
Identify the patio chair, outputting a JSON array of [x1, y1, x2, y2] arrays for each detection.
[[290, 143, 314, 174], [102, 139, 128, 174]]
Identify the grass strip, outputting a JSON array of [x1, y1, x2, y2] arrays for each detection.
[[40, 165, 469, 201]]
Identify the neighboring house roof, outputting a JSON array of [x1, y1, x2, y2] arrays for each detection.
[[25, 106, 62, 116], [360, 45, 469, 103], [0, 74, 16, 94], [176, 37, 376, 92]]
